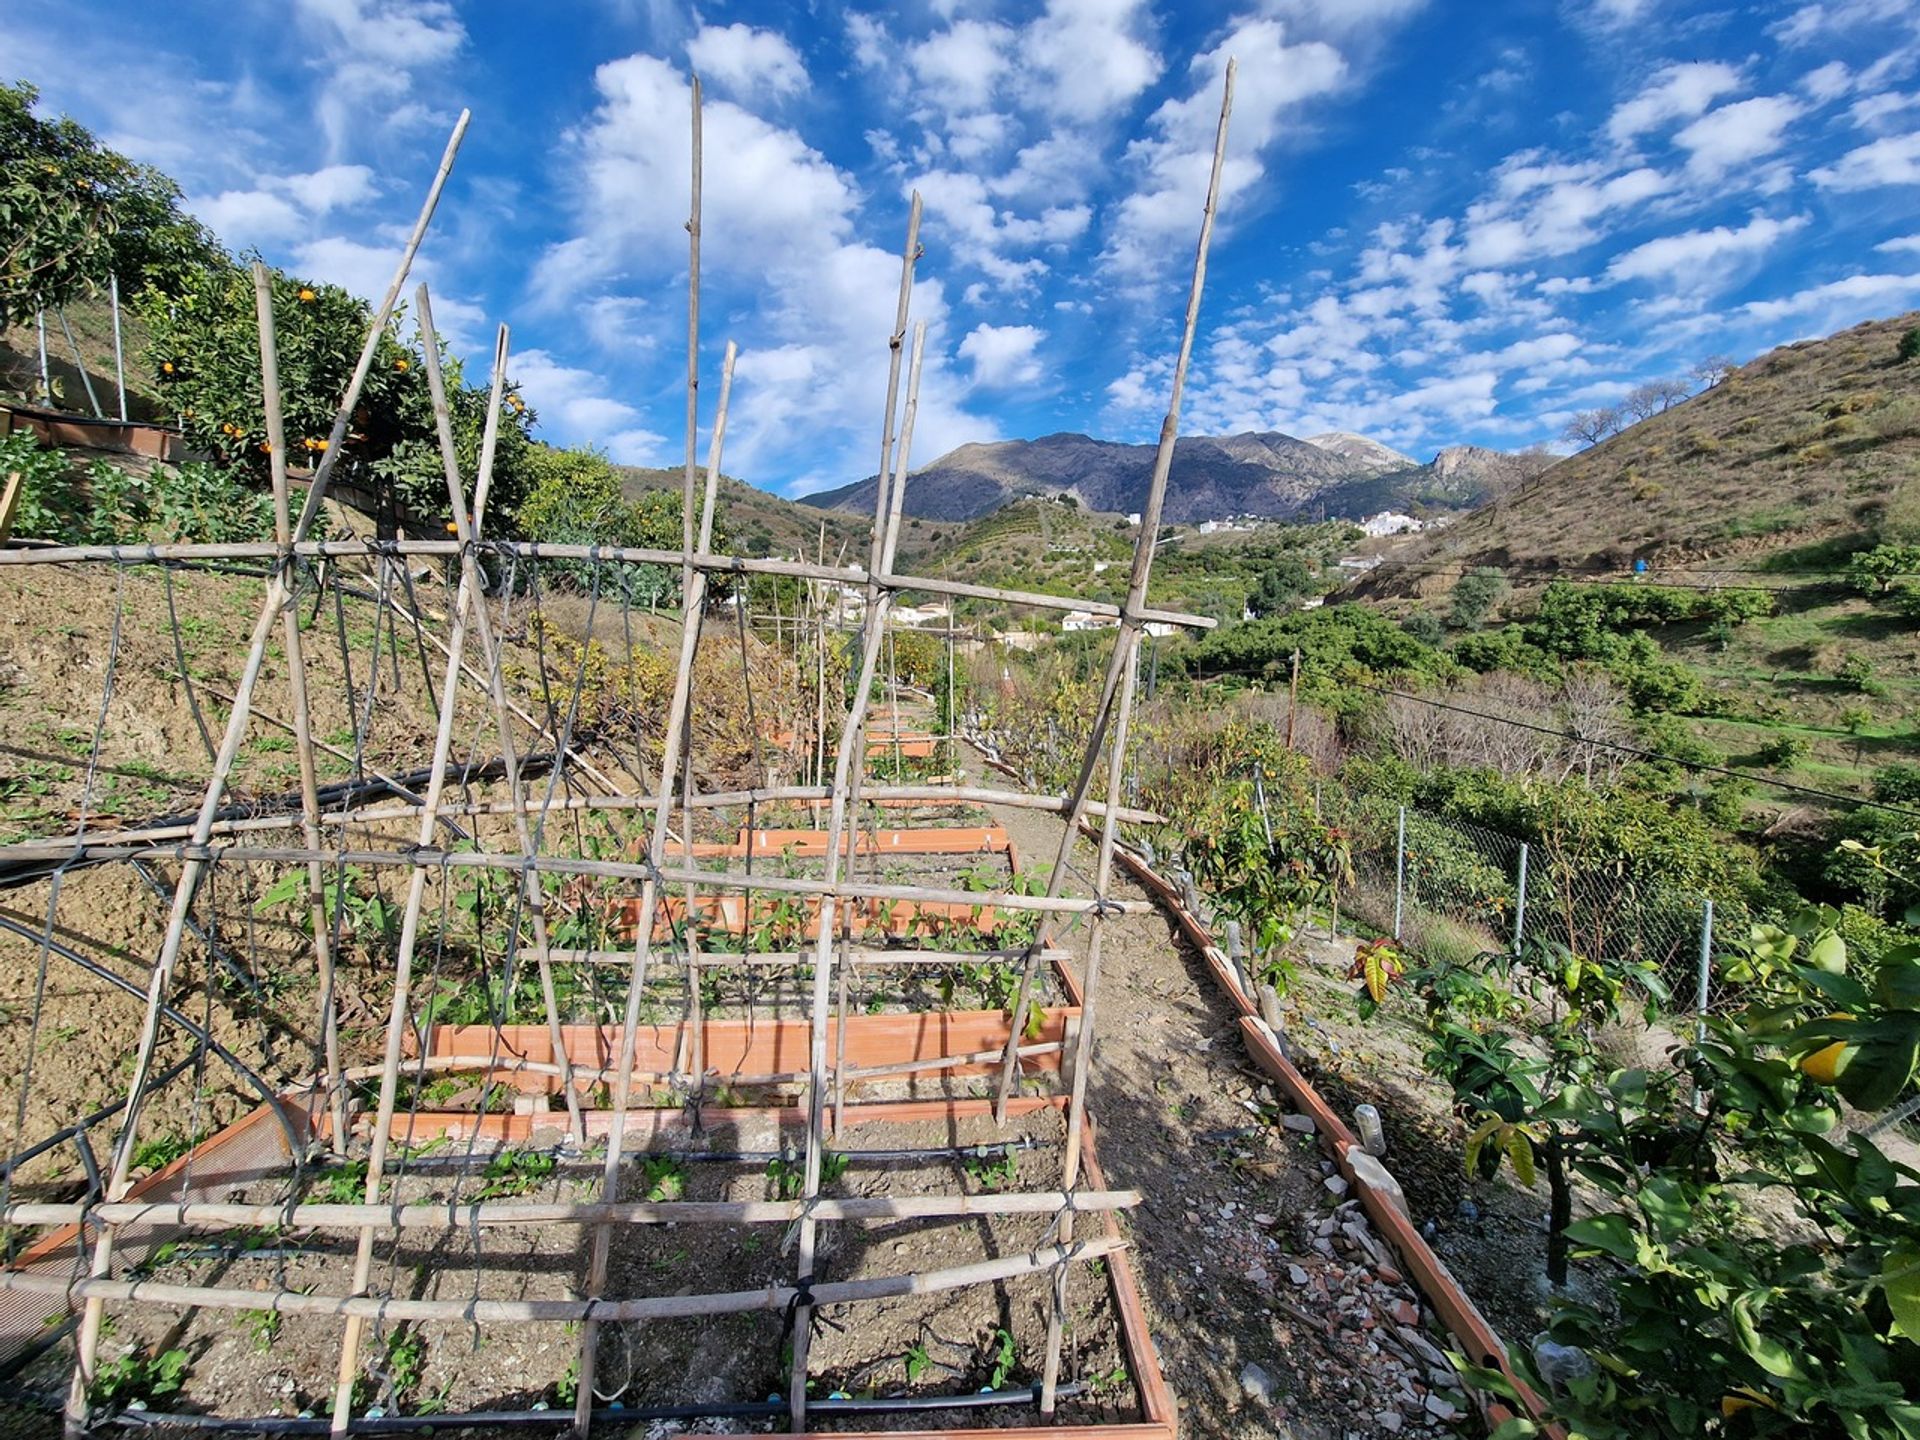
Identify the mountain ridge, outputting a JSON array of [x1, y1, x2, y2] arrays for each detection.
[[797, 428, 1544, 524]]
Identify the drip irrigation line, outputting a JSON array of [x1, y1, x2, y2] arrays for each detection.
[[0, 911, 297, 1157], [1336, 674, 1920, 824], [304, 1139, 1053, 1171], [101, 1383, 1089, 1433]]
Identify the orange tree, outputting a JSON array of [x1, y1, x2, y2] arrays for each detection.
[[140, 262, 536, 526], [1398, 881, 1920, 1438], [1, 81, 220, 331]]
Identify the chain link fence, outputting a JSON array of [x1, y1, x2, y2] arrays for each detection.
[[1333, 797, 1751, 1015]]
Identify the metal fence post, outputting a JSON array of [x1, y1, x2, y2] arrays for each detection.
[[1253, 764, 1273, 846], [1513, 842, 1529, 955], [1695, 898, 1714, 1042], [1393, 805, 1407, 940]]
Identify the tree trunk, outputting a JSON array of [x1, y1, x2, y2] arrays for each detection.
[[1544, 1128, 1572, 1288]]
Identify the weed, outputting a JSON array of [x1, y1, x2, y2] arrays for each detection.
[[304, 1160, 369, 1206], [89, 1347, 189, 1409], [963, 1150, 1019, 1191], [904, 1340, 931, 1385], [985, 1328, 1018, 1391], [474, 1148, 558, 1200], [767, 1150, 848, 1200], [132, 1131, 196, 1174], [241, 1308, 281, 1352], [640, 1155, 686, 1201]]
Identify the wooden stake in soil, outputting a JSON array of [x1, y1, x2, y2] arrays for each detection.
[[252, 261, 349, 1157], [572, 340, 735, 1439], [993, 60, 1235, 1127], [327, 285, 515, 1437], [791, 322, 926, 1429]]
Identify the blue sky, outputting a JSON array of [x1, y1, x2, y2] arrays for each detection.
[[10, 0, 1920, 496]]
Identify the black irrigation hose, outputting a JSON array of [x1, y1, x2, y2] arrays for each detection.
[[104, 1384, 1089, 1434], [305, 1139, 1054, 1172], [0, 912, 297, 1162]]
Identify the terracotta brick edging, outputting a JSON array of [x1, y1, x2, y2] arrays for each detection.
[[1100, 836, 1559, 1438]]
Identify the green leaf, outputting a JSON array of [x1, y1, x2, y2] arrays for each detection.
[[1505, 1130, 1537, 1188], [1833, 1017, 1920, 1112], [1882, 1249, 1920, 1343], [1565, 1213, 1637, 1263], [1639, 1175, 1693, 1244], [1730, 1292, 1803, 1380], [1809, 932, 1848, 974]]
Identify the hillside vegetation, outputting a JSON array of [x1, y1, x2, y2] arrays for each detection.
[[1366, 309, 1920, 594]]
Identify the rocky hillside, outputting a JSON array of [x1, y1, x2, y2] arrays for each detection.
[[798, 429, 1542, 525], [1361, 310, 1920, 600]]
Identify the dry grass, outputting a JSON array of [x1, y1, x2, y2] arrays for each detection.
[[1364, 309, 1920, 599]]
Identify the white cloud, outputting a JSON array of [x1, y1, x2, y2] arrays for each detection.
[[193, 164, 378, 249], [1021, 0, 1162, 121], [1810, 131, 1920, 189], [290, 0, 466, 159], [1739, 270, 1920, 322], [685, 23, 809, 99], [907, 19, 1014, 112], [539, 52, 993, 492], [1801, 60, 1854, 101], [1606, 62, 1743, 143], [1606, 213, 1808, 284], [1675, 95, 1803, 177], [512, 348, 666, 464], [1878, 233, 1920, 253], [960, 324, 1046, 386], [1103, 17, 1349, 280]]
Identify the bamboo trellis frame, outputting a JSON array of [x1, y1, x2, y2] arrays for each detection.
[[0, 67, 1236, 1440]]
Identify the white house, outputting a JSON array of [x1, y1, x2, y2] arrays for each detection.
[[1061, 609, 1120, 633], [1359, 511, 1423, 537]]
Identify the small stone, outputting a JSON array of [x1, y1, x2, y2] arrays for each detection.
[[1246, 1265, 1269, 1284], [1391, 1300, 1419, 1327], [1377, 1411, 1404, 1434], [1281, 1113, 1318, 1134], [1376, 1264, 1403, 1285], [1253, 1212, 1276, 1225], [1424, 1394, 1461, 1422], [1288, 1264, 1310, 1286], [1324, 1175, 1350, 1198], [1239, 1362, 1277, 1405]]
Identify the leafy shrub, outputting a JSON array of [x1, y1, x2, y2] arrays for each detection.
[[1449, 566, 1507, 629], [1898, 326, 1920, 362], [1755, 732, 1810, 768], [1846, 543, 1920, 596]]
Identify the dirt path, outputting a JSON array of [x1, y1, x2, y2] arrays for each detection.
[[980, 797, 1474, 1440]]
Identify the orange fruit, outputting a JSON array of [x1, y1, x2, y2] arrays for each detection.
[[298, 288, 316, 302], [313, 438, 328, 451], [162, 362, 174, 374], [396, 358, 410, 372], [1799, 1039, 1849, 1085]]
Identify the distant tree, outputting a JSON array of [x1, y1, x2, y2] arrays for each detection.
[[1846, 543, 1920, 596], [1622, 378, 1690, 419], [1249, 555, 1314, 617], [1, 81, 221, 329], [1399, 611, 1445, 647], [1900, 328, 1920, 363], [1561, 407, 1623, 448], [1449, 566, 1507, 630], [1689, 354, 1735, 388]]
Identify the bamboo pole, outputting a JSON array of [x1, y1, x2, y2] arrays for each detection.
[[61, 294, 347, 1433], [328, 284, 506, 1436], [0, 545, 1214, 630], [19, 841, 1152, 916], [573, 338, 735, 1436], [993, 60, 1235, 1125], [1041, 632, 1140, 1411], [791, 322, 926, 1429], [0, 788, 1166, 864], [4, 1189, 1139, 1231], [441, 324, 585, 1145], [292, 110, 470, 543], [253, 261, 349, 1157], [6, 1235, 1125, 1326]]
